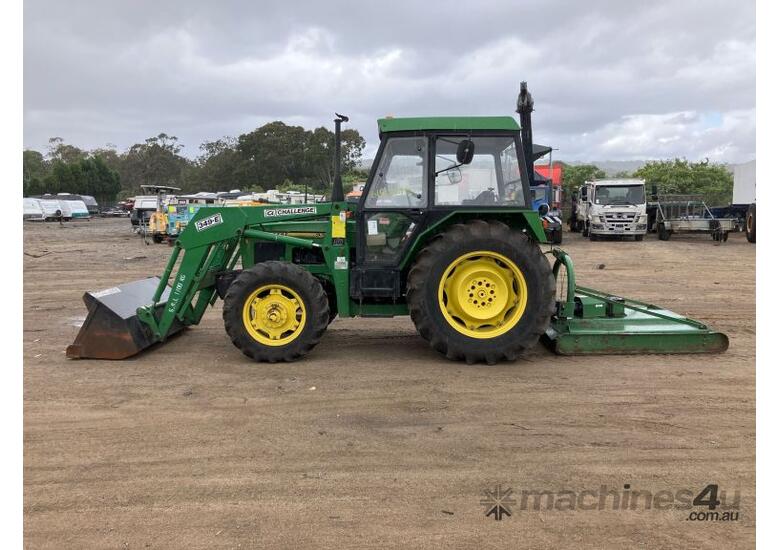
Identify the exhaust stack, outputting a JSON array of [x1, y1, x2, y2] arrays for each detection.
[[331, 113, 349, 202]]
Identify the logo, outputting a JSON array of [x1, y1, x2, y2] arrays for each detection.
[[479, 482, 740, 522], [480, 485, 516, 521], [194, 213, 223, 232], [264, 206, 317, 218]]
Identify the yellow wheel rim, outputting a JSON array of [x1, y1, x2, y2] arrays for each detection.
[[242, 284, 306, 346], [438, 251, 528, 339]]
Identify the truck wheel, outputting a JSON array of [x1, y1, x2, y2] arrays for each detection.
[[746, 203, 756, 243], [589, 232, 599, 241], [722, 231, 729, 242], [552, 228, 563, 244], [407, 220, 555, 364], [582, 223, 589, 238], [658, 223, 670, 241], [223, 261, 330, 362], [634, 234, 644, 242]]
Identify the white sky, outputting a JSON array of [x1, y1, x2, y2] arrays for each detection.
[[24, 0, 755, 163]]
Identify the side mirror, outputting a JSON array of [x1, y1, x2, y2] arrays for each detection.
[[447, 167, 462, 184], [538, 203, 550, 217], [651, 184, 658, 201], [456, 140, 475, 165], [580, 188, 587, 200]]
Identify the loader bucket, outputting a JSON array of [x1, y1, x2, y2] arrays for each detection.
[[66, 277, 184, 360], [544, 250, 729, 356]]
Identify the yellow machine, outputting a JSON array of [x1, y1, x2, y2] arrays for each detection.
[[140, 185, 180, 243]]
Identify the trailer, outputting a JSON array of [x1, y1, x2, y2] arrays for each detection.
[[651, 195, 737, 242]]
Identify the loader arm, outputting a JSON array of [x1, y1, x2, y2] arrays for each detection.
[[67, 202, 347, 359]]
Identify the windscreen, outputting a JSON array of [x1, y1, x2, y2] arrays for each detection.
[[594, 185, 645, 205]]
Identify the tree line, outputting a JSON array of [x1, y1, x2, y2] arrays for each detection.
[[23, 122, 367, 206], [24, 123, 734, 208]]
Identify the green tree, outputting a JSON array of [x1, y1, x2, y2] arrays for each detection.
[[23, 150, 49, 196], [47, 137, 86, 164], [560, 163, 606, 196], [194, 137, 244, 192], [633, 158, 732, 204], [119, 133, 189, 195]]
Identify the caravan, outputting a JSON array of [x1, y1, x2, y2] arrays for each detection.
[[23, 198, 45, 221], [57, 194, 90, 219]]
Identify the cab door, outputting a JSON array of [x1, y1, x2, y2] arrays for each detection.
[[353, 135, 428, 299]]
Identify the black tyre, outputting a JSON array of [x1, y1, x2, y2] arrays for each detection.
[[582, 222, 589, 238], [552, 228, 563, 244], [223, 261, 329, 362], [152, 234, 164, 244], [589, 232, 599, 241], [746, 203, 756, 243], [407, 220, 555, 364], [634, 234, 644, 241], [658, 223, 670, 241], [722, 231, 729, 242]]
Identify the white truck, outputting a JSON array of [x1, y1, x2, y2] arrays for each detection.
[[576, 179, 647, 241]]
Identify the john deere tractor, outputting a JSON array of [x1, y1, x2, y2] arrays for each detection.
[[67, 84, 728, 364]]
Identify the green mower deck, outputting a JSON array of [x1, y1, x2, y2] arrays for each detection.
[[543, 250, 728, 355]]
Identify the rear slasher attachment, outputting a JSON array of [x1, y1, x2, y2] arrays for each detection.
[[543, 249, 728, 355]]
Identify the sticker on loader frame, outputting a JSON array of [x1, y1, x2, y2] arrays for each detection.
[[195, 213, 223, 232], [331, 215, 346, 238], [264, 206, 317, 218]]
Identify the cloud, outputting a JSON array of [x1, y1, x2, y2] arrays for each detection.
[[24, 0, 755, 163]]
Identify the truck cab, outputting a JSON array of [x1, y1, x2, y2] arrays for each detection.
[[577, 179, 647, 241]]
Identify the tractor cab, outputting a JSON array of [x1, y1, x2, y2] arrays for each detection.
[[350, 116, 536, 302]]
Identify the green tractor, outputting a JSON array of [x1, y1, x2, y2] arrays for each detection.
[[67, 84, 728, 364]]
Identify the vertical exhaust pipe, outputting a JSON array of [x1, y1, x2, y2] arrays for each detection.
[[516, 82, 535, 189], [331, 113, 349, 202]]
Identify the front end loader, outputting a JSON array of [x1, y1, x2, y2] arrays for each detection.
[[67, 84, 728, 364]]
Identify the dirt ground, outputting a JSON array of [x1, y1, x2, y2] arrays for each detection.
[[23, 218, 755, 549]]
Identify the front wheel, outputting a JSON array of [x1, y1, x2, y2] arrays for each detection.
[[634, 234, 644, 241], [223, 262, 330, 362], [407, 220, 555, 364]]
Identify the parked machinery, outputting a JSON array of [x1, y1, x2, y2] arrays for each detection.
[[649, 194, 736, 242], [577, 179, 648, 241]]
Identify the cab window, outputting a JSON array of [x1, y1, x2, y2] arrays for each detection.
[[364, 137, 427, 209], [434, 136, 525, 206]]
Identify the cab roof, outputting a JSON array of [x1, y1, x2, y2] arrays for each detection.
[[377, 116, 520, 134]]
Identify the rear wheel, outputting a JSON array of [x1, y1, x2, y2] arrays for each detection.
[[658, 223, 670, 241], [223, 262, 329, 362], [407, 220, 555, 364], [551, 228, 563, 244], [746, 203, 756, 243]]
